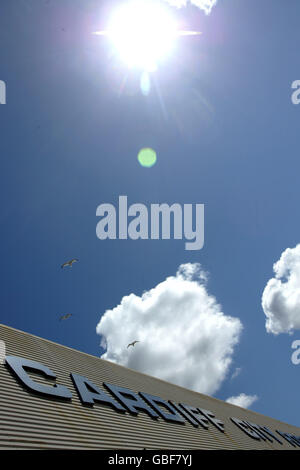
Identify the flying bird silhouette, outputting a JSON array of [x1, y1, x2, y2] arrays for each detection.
[[59, 314, 73, 321], [127, 340, 139, 348], [61, 259, 78, 269]]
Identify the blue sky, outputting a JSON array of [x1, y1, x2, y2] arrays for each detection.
[[1, 0, 300, 425]]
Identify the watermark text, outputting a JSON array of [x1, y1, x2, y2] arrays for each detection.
[[96, 196, 204, 251], [291, 80, 300, 105], [0, 80, 6, 104]]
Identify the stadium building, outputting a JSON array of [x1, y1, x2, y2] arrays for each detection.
[[0, 323, 300, 450]]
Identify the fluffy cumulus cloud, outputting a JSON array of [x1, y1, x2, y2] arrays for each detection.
[[96, 263, 242, 395], [262, 244, 300, 335], [226, 394, 258, 409], [163, 0, 218, 15]]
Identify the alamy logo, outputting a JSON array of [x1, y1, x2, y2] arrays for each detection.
[[291, 80, 300, 105], [0, 80, 6, 104], [291, 340, 300, 365], [96, 196, 204, 251]]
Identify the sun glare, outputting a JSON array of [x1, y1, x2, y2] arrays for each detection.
[[95, 1, 178, 71]]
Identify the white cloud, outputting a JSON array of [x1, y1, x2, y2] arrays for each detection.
[[163, 0, 218, 15], [262, 244, 300, 335], [226, 393, 258, 409], [96, 263, 242, 395], [231, 367, 242, 380]]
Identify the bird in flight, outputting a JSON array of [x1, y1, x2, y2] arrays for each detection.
[[61, 258, 78, 269], [127, 340, 139, 348], [59, 314, 73, 321]]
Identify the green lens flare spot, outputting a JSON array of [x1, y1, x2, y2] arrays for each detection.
[[137, 148, 157, 168]]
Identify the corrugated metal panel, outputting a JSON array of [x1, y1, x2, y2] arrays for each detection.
[[0, 323, 299, 450]]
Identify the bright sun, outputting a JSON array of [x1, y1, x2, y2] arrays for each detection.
[[94, 1, 200, 72]]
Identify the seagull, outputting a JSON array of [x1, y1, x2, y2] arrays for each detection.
[[61, 259, 78, 269], [59, 314, 73, 321], [127, 340, 139, 348]]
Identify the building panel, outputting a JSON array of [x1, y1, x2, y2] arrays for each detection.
[[0, 324, 299, 450]]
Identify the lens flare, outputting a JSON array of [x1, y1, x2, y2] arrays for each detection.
[[140, 71, 151, 96], [138, 148, 157, 167]]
